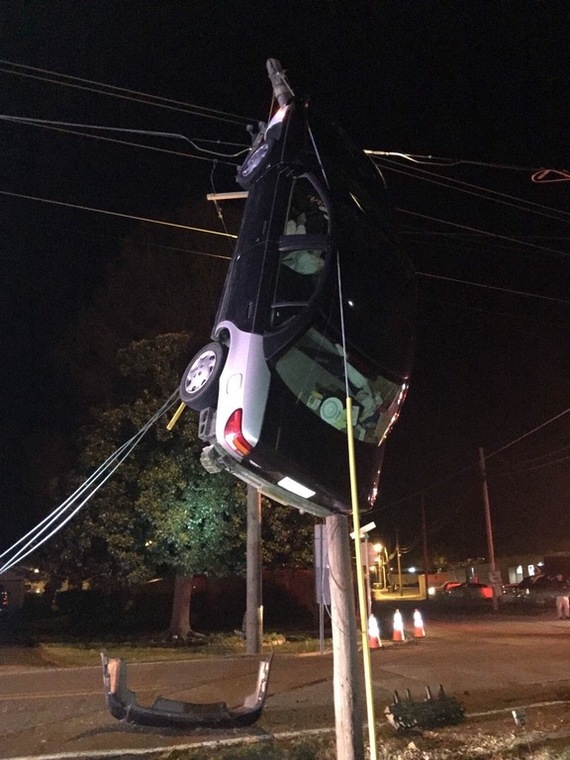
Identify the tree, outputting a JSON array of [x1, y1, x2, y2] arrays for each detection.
[[43, 204, 315, 636], [44, 332, 248, 636], [45, 332, 316, 636]]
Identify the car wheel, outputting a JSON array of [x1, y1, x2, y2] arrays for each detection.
[[179, 342, 226, 411], [237, 141, 270, 187]]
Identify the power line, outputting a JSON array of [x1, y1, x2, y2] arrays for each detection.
[[365, 149, 543, 173], [401, 229, 570, 242], [378, 405, 570, 514], [0, 114, 247, 163], [4, 189, 566, 303], [0, 392, 179, 575], [418, 271, 570, 305], [373, 156, 570, 225], [3, 57, 565, 191], [0, 189, 238, 239], [396, 208, 569, 258], [35, 220, 234, 262], [0, 59, 256, 126], [485, 408, 570, 462]]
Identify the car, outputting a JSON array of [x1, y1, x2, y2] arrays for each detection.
[[446, 582, 493, 600], [428, 581, 462, 596], [515, 574, 569, 605], [0, 586, 8, 610], [439, 581, 462, 594], [178, 60, 416, 516]]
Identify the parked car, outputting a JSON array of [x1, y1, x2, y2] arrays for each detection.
[[515, 574, 568, 605], [434, 581, 462, 595], [446, 582, 493, 600]]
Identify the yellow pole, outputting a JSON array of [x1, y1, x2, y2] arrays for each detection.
[[166, 401, 186, 431], [346, 396, 378, 760]]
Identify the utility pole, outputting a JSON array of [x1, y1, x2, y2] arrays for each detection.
[[478, 447, 499, 612], [396, 530, 403, 597], [246, 485, 263, 654], [421, 492, 430, 599], [326, 513, 364, 760]]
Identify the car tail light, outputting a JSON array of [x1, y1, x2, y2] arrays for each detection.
[[224, 409, 253, 456]]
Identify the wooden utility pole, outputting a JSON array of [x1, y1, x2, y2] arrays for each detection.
[[396, 531, 403, 597], [421, 493, 430, 598], [246, 485, 263, 654], [326, 513, 364, 760], [478, 447, 499, 612]]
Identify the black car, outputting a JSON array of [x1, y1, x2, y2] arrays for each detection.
[[178, 60, 416, 516], [515, 574, 569, 604]]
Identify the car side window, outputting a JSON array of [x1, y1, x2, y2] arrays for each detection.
[[284, 176, 330, 237], [271, 177, 329, 328]]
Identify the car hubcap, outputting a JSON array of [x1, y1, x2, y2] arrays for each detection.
[[185, 350, 217, 394]]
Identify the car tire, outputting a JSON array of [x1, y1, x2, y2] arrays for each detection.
[[237, 140, 271, 187], [179, 342, 227, 411]]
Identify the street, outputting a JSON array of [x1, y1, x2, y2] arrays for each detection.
[[1, 612, 569, 759]]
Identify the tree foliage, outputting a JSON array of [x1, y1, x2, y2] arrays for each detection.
[[44, 332, 316, 592], [41, 209, 316, 632], [44, 333, 248, 589]]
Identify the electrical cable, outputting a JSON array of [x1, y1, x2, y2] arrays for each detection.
[[209, 161, 236, 248], [531, 169, 570, 183], [485, 408, 570, 462], [372, 155, 570, 224], [5, 188, 568, 305], [0, 392, 179, 575], [521, 453, 570, 472], [3, 59, 566, 185], [1, 118, 240, 164], [417, 271, 570, 305], [0, 113, 249, 159], [395, 207, 569, 258], [0, 59, 256, 125], [378, 405, 570, 515], [365, 149, 544, 172], [0, 189, 238, 239], [7, 203, 567, 304]]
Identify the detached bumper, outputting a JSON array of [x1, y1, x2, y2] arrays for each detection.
[[101, 652, 272, 729]]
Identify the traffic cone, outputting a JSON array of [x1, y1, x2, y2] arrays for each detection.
[[392, 609, 405, 642], [413, 608, 426, 638], [368, 614, 382, 649]]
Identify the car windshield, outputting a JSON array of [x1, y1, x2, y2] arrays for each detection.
[[274, 326, 404, 445]]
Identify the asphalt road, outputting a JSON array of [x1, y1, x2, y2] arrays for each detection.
[[1, 612, 570, 759]]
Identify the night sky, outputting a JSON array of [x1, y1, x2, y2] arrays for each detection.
[[1, 1, 569, 563]]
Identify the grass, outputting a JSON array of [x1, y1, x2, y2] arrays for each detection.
[[106, 727, 570, 759], [9, 630, 333, 668]]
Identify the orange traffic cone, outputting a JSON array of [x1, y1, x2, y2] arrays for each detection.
[[413, 608, 426, 638], [392, 609, 405, 642], [368, 614, 382, 649]]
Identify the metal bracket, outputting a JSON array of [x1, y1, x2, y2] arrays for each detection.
[[385, 685, 464, 731]]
